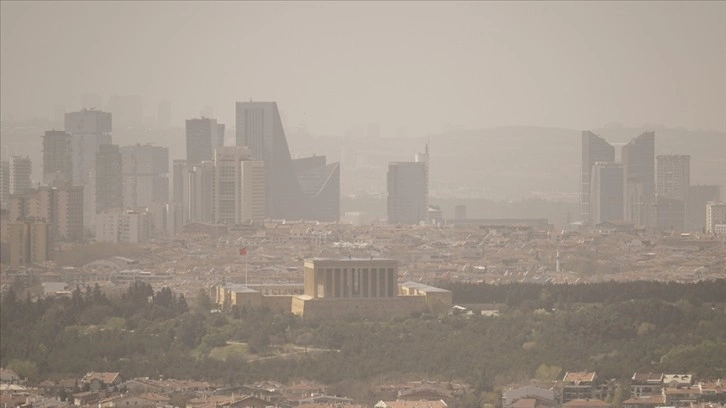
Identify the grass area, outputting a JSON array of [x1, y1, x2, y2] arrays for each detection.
[[208, 342, 250, 361]]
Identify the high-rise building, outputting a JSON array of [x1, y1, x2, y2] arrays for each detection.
[[706, 201, 726, 235], [622, 132, 655, 227], [0, 160, 9, 209], [581, 131, 615, 224], [686, 185, 720, 232], [121, 144, 169, 208], [186, 161, 215, 223], [235, 101, 340, 221], [8, 221, 50, 266], [9, 156, 33, 195], [186, 117, 225, 164], [96, 209, 151, 243], [96, 144, 123, 214], [42, 130, 73, 185], [656, 154, 689, 231], [387, 161, 427, 224], [7, 183, 83, 241], [65, 109, 112, 230], [590, 161, 624, 225], [212, 146, 265, 224]]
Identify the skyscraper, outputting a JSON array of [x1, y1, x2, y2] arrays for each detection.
[[186, 117, 225, 164], [42, 130, 73, 185], [581, 131, 615, 225], [9, 155, 33, 195], [387, 161, 427, 225], [120, 144, 169, 208], [65, 109, 112, 230], [589, 161, 624, 225], [212, 146, 266, 224], [0, 160, 10, 209], [622, 132, 655, 227], [7, 183, 83, 241], [656, 154, 690, 230], [706, 201, 726, 235], [235, 101, 340, 221], [96, 144, 123, 213]]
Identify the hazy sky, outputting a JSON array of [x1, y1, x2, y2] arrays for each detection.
[[2, 1, 725, 135]]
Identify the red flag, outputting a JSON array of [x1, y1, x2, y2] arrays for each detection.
[[239, 247, 247, 256]]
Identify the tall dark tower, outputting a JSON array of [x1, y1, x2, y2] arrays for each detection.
[[581, 131, 615, 225], [623, 132, 655, 227], [235, 101, 339, 221]]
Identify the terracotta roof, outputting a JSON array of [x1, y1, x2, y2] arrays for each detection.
[[623, 396, 665, 405], [563, 372, 597, 384], [632, 373, 663, 383], [562, 399, 609, 408]]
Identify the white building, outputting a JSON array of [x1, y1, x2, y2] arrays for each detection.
[[96, 209, 151, 243], [212, 146, 265, 224], [706, 201, 726, 235]]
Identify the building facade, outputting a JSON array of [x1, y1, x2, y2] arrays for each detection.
[[622, 132, 655, 227], [581, 131, 615, 225], [185, 117, 225, 164], [9, 155, 33, 195], [590, 162, 624, 225], [42, 130, 74, 185], [387, 161, 427, 224], [706, 201, 726, 235], [212, 146, 265, 224], [686, 185, 720, 231], [96, 209, 152, 243], [120, 144, 169, 208], [96, 144, 123, 214]]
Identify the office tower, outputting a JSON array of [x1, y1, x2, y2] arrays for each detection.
[[706, 201, 726, 235], [623, 132, 655, 227], [65, 109, 112, 230], [686, 185, 720, 231], [212, 146, 265, 224], [9, 156, 33, 195], [172, 160, 188, 205], [187, 161, 215, 223], [0, 161, 9, 209], [8, 221, 50, 266], [96, 144, 123, 213], [590, 162, 624, 225], [235, 101, 340, 221], [656, 154, 690, 231], [42, 130, 73, 185], [96, 209, 151, 243], [121, 144, 169, 208], [581, 131, 615, 224], [186, 117, 225, 164], [7, 183, 83, 241], [387, 161, 428, 224]]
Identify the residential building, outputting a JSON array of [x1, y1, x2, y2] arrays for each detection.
[[235, 101, 340, 221], [95, 209, 151, 243], [685, 185, 720, 232], [42, 130, 73, 185], [186, 117, 225, 164], [96, 144, 123, 213], [9, 155, 32, 195], [622, 132, 655, 227], [388, 161, 427, 224], [581, 131, 615, 225], [561, 372, 601, 403], [630, 373, 664, 398], [589, 162, 624, 225], [7, 183, 84, 241], [7, 220, 50, 266], [706, 202, 726, 234], [212, 146, 266, 224]]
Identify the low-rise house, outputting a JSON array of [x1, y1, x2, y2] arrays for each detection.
[[98, 393, 170, 408], [622, 395, 665, 408], [631, 373, 664, 398], [562, 399, 609, 408], [503, 385, 556, 408], [73, 391, 99, 406], [0, 368, 21, 384], [81, 373, 122, 392], [561, 373, 601, 403], [663, 387, 700, 407], [374, 400, 448, 408], [663, 375, 693, 389]]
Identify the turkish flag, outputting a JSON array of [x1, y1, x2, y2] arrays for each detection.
[[239, 247, 247, 256]]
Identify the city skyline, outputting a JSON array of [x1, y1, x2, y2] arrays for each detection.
[[2, 2, 725, 136]]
